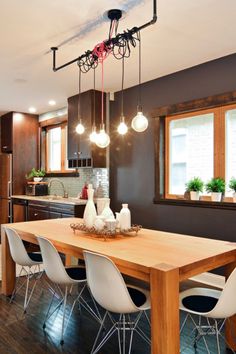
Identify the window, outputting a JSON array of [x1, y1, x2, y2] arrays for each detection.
[[46, 123, 69, 172], [164, 104, 236, 201]]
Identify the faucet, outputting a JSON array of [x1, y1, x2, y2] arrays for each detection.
[[48, 178, 68, 198]]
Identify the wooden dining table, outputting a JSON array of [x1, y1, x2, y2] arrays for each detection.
[[2, 217, 236, 353]]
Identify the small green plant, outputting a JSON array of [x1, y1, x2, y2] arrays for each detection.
[[186, 177, 204, 192], [206, 177, 225, 193], [229, 178, 236, 192], [26, 168, 46, 180]]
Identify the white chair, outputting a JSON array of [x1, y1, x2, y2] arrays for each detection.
[[83, 250, 151, 354], [180, 268, 236, 354], [5, 227, 43, 313], [37, 236, 101, 345]]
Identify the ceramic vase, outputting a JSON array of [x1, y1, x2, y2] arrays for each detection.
[[101, 199, 114, 219], [119, 204, 131, 231], [190, 191, 200, 201], [83, 185, 97, 228]]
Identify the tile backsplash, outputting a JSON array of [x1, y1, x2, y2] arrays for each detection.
[[45, 168, 109, 198]]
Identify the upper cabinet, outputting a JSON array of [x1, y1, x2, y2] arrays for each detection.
[[67, 90, 107, 168], [1, 112, 13, 153]]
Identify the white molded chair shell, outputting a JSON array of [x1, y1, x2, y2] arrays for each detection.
[[37, 236, 84, 285], [84, 250, 150, 314], [180, 268, 236, 319], [5, 227, 42, 267]]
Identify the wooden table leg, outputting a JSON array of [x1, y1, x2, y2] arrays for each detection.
[[225, 261, 236, 350], [150, 264, 180, 354], [1, 226, 16, 295]]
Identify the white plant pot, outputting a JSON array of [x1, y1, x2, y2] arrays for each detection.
[[233, 192, 236, 203], [190, 191, 200, 201], [34, 177, 42, 182], [211, 192, 222, 202]]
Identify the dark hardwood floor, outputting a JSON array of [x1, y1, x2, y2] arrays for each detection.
[[0, 276, 233, 354]]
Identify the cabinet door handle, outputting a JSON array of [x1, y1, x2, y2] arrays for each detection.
[[34, 213, 38, 216], [2, 146, 8, 149]]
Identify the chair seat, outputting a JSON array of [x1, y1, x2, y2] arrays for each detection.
[[127, 284, 150, 311], [65, 266, 86, 281], [180, 287, 221, 315], [28, 252, 43, 264]]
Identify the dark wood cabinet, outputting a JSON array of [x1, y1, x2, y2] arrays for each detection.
[[1, 112, 13, 153], [27, 200, 85, 221], [67, 90, 107, 167]]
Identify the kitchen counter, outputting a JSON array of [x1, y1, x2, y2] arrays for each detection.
[[11, 195, 88, 206]]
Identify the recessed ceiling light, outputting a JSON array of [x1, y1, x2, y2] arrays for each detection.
[[28, 107, 36, 113], [57, 111, 63, 116], [49, 100, 56, 106]]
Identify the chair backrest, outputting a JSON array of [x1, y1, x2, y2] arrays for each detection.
[[208, 267, 236, 319], [84, 250, 139, 314], [5, 227, 34, 266], [37, 236, 73, 285]]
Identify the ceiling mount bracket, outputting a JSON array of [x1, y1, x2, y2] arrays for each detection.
[[107, 9, 123, 21]]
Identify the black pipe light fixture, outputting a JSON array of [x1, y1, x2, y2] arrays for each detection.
[[131, 32, 148, 133], [75, 69, 85, 135], [117, 55, 128, 135], [50, 0, 157, 146]]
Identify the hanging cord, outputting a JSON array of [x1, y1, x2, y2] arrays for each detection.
[[93, 68, 96, 126], [78, 68, 82, 119], [101, 59, 104, 127], [121, 53, 125, 118], [138, 31, 142, 110]]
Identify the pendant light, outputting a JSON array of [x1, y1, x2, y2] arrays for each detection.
[[75, 69, 85, 135], [117, 55, 128, 135], [96, 60, 110, 148], [89, 69, 98, 143], [131, 32, 148, 133]]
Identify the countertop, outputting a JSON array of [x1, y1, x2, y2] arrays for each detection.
[[11, 195, 88, 206]]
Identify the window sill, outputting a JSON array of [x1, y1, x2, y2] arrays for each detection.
[[153, 197, 236, 210], [45, 171, 79, 177]]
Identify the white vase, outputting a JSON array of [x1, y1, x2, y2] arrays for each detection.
[[96, 197, 110, 215], [119, 204, 131, 231], [101, 199, 114, 219], [83, 185, 97, 228], [211, 192, 222, 202], [233, 192, 236, 203], [190, 191, 200, 201]]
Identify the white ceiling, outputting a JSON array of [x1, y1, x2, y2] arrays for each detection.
[[0, 0, 236, 115]]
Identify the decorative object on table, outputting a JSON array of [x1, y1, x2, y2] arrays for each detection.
[[229, 177, 236, 202], [119, 204, 131, 231], [93, 216, 105, 231], [83, 184, 97, 228], [185, 177, 204, 201], [101, 198, 114, 219], [81, 182, 88, 199], [96, 182, 104, 198], [70, 222, 142, 241], [105, 219, 118, 232], [115, 212, 120, 227], [206, 177, 225, 202], [26, 168, 46, 182], [50, 1, 157, 146], [96, 197, 108, 215]]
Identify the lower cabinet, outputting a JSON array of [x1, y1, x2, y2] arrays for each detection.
[[27, 201, 85, 221]]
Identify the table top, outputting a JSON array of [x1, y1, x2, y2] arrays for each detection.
[[3, 217, 236, 281]]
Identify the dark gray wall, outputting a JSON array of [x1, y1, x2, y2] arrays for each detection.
[[110, 53, 236, 243]]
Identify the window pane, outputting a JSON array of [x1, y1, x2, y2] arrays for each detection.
[[226, 109, 236, 195], [48, 127, 61, 171], [169, 113, 214, 194]]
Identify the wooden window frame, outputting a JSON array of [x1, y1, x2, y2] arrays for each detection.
[[153, 91, 236, 208]]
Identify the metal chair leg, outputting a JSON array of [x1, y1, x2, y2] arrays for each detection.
[[60, 286, 68, 345]]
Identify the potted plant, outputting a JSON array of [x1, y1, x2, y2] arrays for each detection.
[[229, 178, 236, 202], [186, 177, 204, 200], [26, 168, 46, 182], [205, 177, 225, 202]]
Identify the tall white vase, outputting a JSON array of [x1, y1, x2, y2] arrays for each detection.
[[83, 185, 97, 228]]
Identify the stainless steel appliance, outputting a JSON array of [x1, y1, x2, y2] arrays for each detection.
[[0, 154, 12, 225]]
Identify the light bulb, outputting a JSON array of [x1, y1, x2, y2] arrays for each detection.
[[89, 130, 98, 143], [96, 128, 110, 148], [117, 121, 128, 135], [131, 111, 148, 132], [75, 122, 85, 134]]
